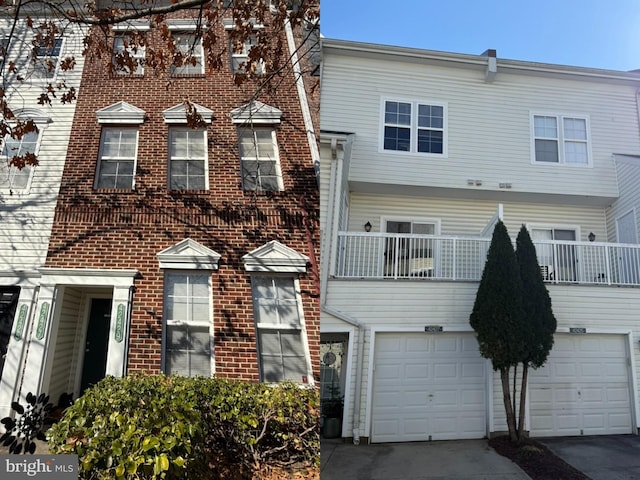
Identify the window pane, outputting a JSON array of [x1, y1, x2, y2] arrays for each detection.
[[535, 139, 559, 162], [563, 117, 587, 140], [385, 101, 411, 125], [384, 126, 410, 151], [534, 116, 557, 138], [418, 104, 443, 129], [417, 130, 443, 154], [565, 141, 588, 164]]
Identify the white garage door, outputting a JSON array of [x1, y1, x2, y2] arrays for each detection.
[[371, 332, 487, 443], [529, 334, 632, 437]]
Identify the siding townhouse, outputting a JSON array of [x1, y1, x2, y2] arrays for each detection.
[[6, 5, 320, 411], [0, 12, 87, 419], [320, 39, 640, 443]]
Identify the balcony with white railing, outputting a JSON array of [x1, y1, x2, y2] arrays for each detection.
[[333, 232, 640, 287]]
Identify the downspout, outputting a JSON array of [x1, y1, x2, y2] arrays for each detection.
[[284, 19, 320, 185], [320, 135, 365, 444]]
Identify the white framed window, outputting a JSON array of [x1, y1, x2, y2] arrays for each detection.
[[252, 275, 310, 383], [113, 32, 145, 75], [0, 129, 40, 192], [163, 272, 212, 377], [171, 32, 204, 75], [238, 127, 283, 191], [95, 127, 138, 189], [532, 113, 591, 166], [30, 37, 63, 81], [380, 98, 447, 156], [0, 37, 9, 61], [169, 127, 208, 190]]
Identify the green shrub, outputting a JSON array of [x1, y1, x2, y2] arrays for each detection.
[[47, 375, 319, 480], [48, 375, 204, 479]]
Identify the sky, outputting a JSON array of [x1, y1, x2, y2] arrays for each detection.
[[321, 0, 640, 72]]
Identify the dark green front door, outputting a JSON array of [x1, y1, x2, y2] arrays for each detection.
[[0, 287, 20, 379], [80, 299, 111, 394]]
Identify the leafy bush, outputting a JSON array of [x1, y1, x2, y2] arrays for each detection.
[[48, 375, 203, 479], [47, 375, 319, 480]]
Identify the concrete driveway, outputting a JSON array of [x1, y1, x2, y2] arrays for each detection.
[[321, 438, 531, 480], [540, 434, 640, 480]]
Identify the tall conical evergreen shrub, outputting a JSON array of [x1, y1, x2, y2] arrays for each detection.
[[515, 224, 557, 439], [470, 220, 527, 441]]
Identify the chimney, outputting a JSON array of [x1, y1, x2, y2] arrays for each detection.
[[483, 49, 497, 82]]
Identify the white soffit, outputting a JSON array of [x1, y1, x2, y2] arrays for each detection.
[[242, 240, 309, 273], [157, 238, 221, 270]]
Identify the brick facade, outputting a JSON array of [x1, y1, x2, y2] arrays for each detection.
[[45, 12, 320, 382]]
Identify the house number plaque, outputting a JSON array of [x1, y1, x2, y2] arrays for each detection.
[[36, 302, 49, 340], [13, 305, 28, 341], [115, 304, 125, 343], [424, 325, 443, 333], [569, 327, 587, 334]]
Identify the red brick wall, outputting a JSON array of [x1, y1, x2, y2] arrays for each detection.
[[46, 12, 320, 382]]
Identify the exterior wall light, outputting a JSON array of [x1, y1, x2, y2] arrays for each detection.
[[588, 232, 596, 242], [364, 221, 372, 232]]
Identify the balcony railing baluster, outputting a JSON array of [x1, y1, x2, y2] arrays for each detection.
[[334, 232, 640, 287]]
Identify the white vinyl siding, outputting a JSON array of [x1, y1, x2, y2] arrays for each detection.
[[0, 20, 86, 272], [163, 272, 212, 377], [171, 32, 203, 75], [252, 276, 310, 383], [322, 51, 635, 200], [238, 127, 282, 191], [95, 127, 138, 189], [532, 114, 590, 166], [169, 127, 207, 190], [607, 156, 640, 244]]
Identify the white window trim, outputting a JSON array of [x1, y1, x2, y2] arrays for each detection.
[[378, 216, 442, 234], [94, 126, 139, 190], [170, 31, 205, 76], [113, 32, 146, 75], [238, 127, 284, 192], [378, 96, 448, 157], [251, 273, 314, 385], [167, 126, 209, 191], [0, 109, 51, 194], [161, 270, 214, 377], [31, 37, 64, 83], [530, 112, 593, 167]]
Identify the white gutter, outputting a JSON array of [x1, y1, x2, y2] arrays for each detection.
[[284, 19, 320, 183]]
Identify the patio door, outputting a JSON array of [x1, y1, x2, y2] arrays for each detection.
[[384, 220, 436, 277], [532, 228, 577, 281], [616, 210, 640, 284], [80, 299, 111, 394], [0, 287, 19, 380]]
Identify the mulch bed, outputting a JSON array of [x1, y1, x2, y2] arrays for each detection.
[[489, 436, 590, 480]]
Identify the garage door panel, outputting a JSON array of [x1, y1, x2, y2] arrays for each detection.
[[529, 334, 632, 437], [372, 333, 486, 442]]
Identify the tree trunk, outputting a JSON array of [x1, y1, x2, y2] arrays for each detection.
[[500, 367, 518, 442], [517, 363, 529, 442]]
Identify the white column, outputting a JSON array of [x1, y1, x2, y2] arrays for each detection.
[[20, 284, 58, 400], [0, 286, 38, 420], [105, 286, 132, 377]]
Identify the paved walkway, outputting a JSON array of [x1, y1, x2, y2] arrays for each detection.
[[321, 438, 532, 480]]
